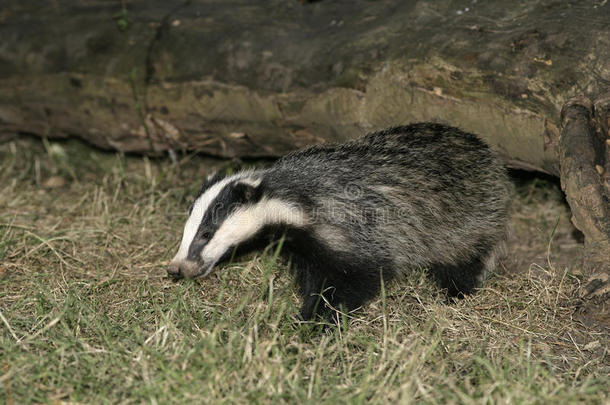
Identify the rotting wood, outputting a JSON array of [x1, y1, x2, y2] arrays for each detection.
[[1, 1, 609, 175], [559, 96, 610, 327]]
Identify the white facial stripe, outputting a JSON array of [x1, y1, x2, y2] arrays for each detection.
[[201, 198, 307, 268], [172, 174, 244, 262], [238, 178, 262, 187]]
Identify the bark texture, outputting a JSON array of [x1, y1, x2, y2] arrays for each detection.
[[559, 96, 610, 326], [1, 1, 609, 174]]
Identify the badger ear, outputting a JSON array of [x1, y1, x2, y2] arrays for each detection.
[[233, 181, 263, 203]]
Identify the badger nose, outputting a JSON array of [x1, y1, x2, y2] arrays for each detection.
[[166, 262, 183, 278]]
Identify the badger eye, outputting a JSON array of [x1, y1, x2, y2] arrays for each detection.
[[200, 231, 211, 240]]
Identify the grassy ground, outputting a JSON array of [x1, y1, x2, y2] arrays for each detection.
[[0, 137, 608, 404]]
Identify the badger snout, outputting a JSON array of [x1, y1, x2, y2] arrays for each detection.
[[166, 261, 184, 278], [166, 260, 205, 279]]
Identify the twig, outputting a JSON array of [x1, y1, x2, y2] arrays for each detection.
[[24, 231, 77, 267], [0, 223, 34, 231], [22, 317, 62, 344], [0, 309, 19, 342], [479, 315, 543, 337]]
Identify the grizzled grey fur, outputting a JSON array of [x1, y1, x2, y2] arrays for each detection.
[[168, 123, 512, 321]]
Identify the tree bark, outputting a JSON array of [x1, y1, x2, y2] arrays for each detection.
[[1, 1, 608, 171], [559, 96, 610, 326]]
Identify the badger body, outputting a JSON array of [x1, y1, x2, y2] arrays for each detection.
[[168, 123, 512, 320]]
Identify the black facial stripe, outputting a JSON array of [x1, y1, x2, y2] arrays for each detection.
[[187, 238, 207, 261], [186, 177, 265, 260], [198, 172, 227, 198], [187, 183, 234, 259], [189, 172, 228, 215]]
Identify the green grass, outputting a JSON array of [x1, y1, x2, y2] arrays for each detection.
[[0, 137, 608, 404]]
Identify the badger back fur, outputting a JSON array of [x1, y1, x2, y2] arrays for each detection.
[[168, 123, 512, 321]]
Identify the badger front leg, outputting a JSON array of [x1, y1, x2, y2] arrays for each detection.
[[295, 261, 387, 323], [297, 269, 329, 321]]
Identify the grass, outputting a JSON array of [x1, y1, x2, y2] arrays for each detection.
[[0, 137, 608, 404]]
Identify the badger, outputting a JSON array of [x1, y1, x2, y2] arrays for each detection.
[[167, 123, 511, 321]]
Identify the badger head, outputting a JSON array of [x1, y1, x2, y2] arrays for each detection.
[[167, 171, 306, 279]]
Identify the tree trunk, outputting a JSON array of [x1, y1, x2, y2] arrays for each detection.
[[1, 0, 608, 322]]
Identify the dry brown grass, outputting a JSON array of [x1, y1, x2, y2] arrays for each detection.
[[0, 137, 608, 403]]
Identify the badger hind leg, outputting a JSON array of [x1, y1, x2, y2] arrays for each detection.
[[430, 241, 505, 297], [479, 240, 506, 284], [430, 258, 483, 297]]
